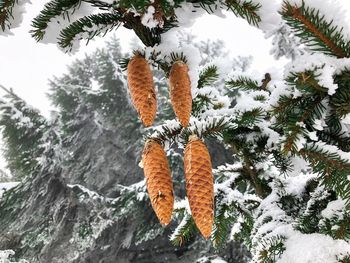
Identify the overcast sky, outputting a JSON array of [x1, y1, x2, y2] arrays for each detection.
[[1, 1, 350, 173]]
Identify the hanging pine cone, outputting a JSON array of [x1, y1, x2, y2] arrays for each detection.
[[127, 54, 157, 127], [184, 135, 214, 239], [142, 139, 174, 225], [169, 60, 192, 127]]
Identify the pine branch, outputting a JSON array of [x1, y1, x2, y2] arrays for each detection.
[[0, 84, 22, 101], [258, 236, 286, 263], [197, 65, 219, 89], [191, 94, 214, 116], [226, 76, 260, 91], [320, 212, 350, 240], [339, 255, 350, 263], [0, 0, 15, 31], [282, 1, 350, 58], [181, 117, 234, 142], [223, 128, 271, 198], [212, 206, 235, 248], [330, 70, 350, 117], [317, 129, 350, 153], [112, 181, 148, 219], [242, 155, 268, 198], [272, 150, 293, 174], [296, 184, 334, 234], [235, 108, 265, 128], [170, 213, 197, 246], [122, 11, 177, 47], [300, 143, 350, 199], [147, 122, 183, 146], [190, 0, 261, 26], [223, 0, 261, 26], [30, 0, 81, 41], [212, 200, 254, 248], [330, 89, 350, 118], [82, 0, 112, 10], [325, 110, 342, 134], [285, 71, 327, 94], [149, 117, 233, 145], [58, 13, 123, 51], [273, 94, 326, 154]]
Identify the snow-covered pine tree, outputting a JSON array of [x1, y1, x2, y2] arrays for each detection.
[[0, 85, 48, 179], [0, 33, 245, 262], [2, 0, 350, 262], [48, 38, 146, 196]]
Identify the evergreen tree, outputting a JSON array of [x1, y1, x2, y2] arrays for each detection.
[[0, 85, 48, 179], [0, 35, 245, 262], [2, 0, 350, 262], [48, 39, 145, 195]]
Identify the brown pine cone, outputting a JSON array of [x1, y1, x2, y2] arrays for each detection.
[[127, 54, 157, 127], [169, 61, 192, 127], [142, 139, 174, 225], [184, 135, 214, 239]]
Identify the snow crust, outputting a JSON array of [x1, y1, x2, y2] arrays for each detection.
[[251, 174, 350, 263], [277, 233, 350, 263], [285, 54, 350, 96], [321, 199, 347, 219]]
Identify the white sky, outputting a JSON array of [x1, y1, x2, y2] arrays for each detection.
[[0, 1, 350, 173]]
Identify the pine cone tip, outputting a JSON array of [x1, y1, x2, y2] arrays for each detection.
[[188, 134, 199, 142]]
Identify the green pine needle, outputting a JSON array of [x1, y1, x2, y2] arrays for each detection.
[[198, 65, 219, 89], [0, 0, 16, 31], [58, 13, 123, 51], [224, 0, 261, 26], [211, 204, 235, 248], [282, 1, 350, 58], [300, 143, 350, 199], [226, 76, 260, 91], [258, 236, 286, 263], [30, 0, 81, 41], [170, 214, 197, 246]]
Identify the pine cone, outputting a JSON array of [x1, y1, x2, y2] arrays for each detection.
[[169, 61, 192, 127], [142, 139, 174, 225], [127, 54, 157, 127], [184, 135, 214, 238]]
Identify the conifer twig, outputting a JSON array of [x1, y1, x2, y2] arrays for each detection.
[[0, 84, 22, 101], [282, 2, 349, 58], [290, 7, 346, 58]]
